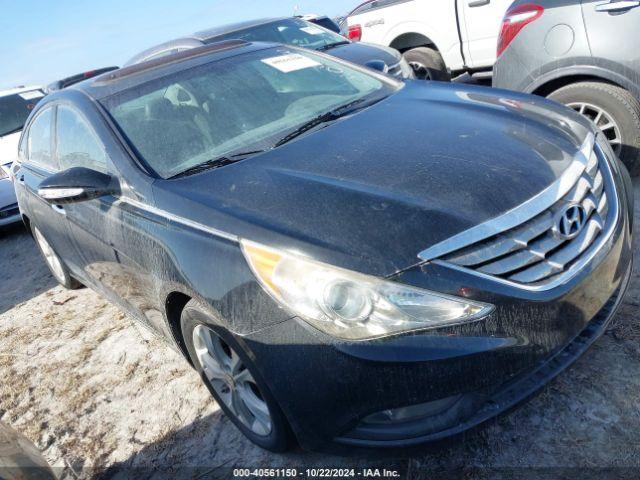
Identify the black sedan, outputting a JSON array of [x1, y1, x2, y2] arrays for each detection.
[[124, 17, 415, 80], [13, 40, 633, 452]]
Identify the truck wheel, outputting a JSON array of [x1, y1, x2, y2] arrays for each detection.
[[403, 47, 450, 81], [548, 81, 640, 176]]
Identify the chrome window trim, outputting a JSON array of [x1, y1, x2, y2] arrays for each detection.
[[418, 133, 595, 263], [426, 137, 620, 292]]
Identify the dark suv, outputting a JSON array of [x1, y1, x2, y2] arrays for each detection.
[[493, 0, 640, 175], [125, 17, 414, 79]]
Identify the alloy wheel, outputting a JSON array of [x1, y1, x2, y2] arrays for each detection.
[[33, 227, 66, 283], [192, 325, 272, 436], [567, 101, 622, 156], [408, 61, 430, 80]]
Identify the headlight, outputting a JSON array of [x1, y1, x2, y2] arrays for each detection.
[[241, 240, 493, 340], [398, 57, 415, 79]]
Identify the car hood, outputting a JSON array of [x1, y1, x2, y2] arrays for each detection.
[[0, 131, 21, 165], [324, 41, 401, 68], [155, 82, 595, 277]]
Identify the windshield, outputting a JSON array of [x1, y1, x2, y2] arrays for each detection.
[[104, 47, 398, 178], [213, 18, 349, 51], [0, 90, 44, 137]]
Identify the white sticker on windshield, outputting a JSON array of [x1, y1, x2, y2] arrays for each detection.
[[19, 91, 44, 100], [261, 54, 321, 73], [301, 25, 324, 35]]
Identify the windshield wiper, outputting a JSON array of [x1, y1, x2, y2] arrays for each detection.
[[274, 98, 367, 148], [171, 150, 264, 178], [317, 41, 350, 51]]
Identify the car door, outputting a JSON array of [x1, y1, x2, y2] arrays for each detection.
[[18, 106, 79, 269], [458, 0, 513, 68], [581, 0, 640, 76], [54, 104, 163, 329], [53, 105, 125, 291]]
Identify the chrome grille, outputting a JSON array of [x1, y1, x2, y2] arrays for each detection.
[[439, 144, 615, 286]]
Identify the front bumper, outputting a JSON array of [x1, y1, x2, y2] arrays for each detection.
[[241, 160, 634, 452], [0, 178, 20, 227]]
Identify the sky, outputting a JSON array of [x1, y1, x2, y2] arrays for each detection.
[[0, 0, 355, 90]]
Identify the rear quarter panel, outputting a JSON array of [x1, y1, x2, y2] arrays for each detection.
[[493, 0, 590, 91]]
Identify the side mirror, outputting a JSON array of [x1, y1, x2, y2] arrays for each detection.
[[365, 60, 389, 74], [38, 167, 118, 204]]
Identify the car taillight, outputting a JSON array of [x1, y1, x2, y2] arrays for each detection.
[[497, 3, 544, 57], [348, 24, 362, 41]]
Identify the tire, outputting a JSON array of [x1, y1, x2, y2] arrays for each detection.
[[32, 226, 83, 290], [403, 47, 451, 81], [180, 300, 294, 452], [548, 81, 640, 176]]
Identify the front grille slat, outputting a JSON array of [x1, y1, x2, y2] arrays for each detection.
[[479, 248, 545, 275], [441, 144, 615, 286], [446, 211, 553, 266], [527, 233, 565, 256], [547, 217, 603, 266], [598, 193, 608, 218], [564, 176, 593, 204], [507, 259, 563, 283], [586, 151, 599, 177]]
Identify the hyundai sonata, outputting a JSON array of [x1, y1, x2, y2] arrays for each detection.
[[13, 40, 633, 452]]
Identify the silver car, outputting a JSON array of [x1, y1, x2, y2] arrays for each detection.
[[493, 0, 640, 175], [0, 87, 45, 226]]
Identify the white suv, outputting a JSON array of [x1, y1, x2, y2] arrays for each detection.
[[346, 0, 512, 80], [0, 86, 44, 226]]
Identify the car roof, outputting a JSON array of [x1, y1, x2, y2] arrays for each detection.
[[192, 17, 286, 41], [0, 85, 43, 98], [72, 40, 278, 100], [125, 17, 310, 67], [46, 67, 119, 92], [123, 38, 206, 67]]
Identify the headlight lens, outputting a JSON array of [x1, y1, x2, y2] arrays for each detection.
[[241, 240, 493, 340]]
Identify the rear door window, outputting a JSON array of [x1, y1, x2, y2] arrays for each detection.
[[26, 107, 56, 171], [56, 105, 108, 173]]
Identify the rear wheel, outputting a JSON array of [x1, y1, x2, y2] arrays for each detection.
[[32, 226, 83, 290], [548, 81, 640, 176], [181, 300, 294, 452], [403, 47, 450, 81]]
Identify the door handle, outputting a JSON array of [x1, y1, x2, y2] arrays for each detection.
[[17, 175, 25, 183], [468, 0, 490, 6], [51, 204, 66, 215], [595, 0, 640, 12]]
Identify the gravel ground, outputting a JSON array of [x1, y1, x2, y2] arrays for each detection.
[[1, 181, 640, 480]]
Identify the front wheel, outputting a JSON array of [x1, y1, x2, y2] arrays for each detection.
[[32, 226, 83, 290], [402, 47, 450, 81], [181, 300, 294, 452], [548, 81, 640, 176]]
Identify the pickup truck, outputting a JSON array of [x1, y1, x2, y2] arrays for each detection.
[[345, 0, 513, 80]]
